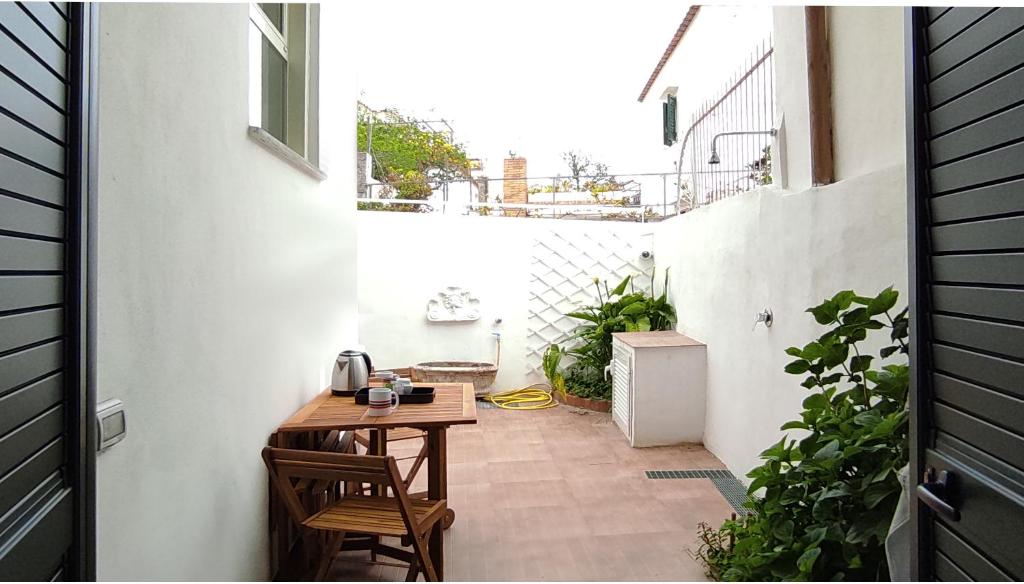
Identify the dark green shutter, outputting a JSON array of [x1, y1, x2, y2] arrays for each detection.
[[663, 95, 677, 147]]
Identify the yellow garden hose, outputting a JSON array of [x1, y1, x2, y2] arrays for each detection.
[[484, 383, 559, 410]]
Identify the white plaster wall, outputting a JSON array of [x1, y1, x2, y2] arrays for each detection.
[[830, 7, 906, 181], [654, 167, 908, 478], [356, 213, 655, 390], [771, 7, 905, 189], [772, 6, 812, 191], [94, 4, 358, 580], [644, 6, 910, 480]]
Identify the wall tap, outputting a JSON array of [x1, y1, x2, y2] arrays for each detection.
[[753, 308, 773, 330]]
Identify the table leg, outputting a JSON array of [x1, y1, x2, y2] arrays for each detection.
[[426, 427, 447, 580], [273, 432, 291, 578]]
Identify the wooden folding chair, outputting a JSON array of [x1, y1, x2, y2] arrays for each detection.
[[262, 447, 447, 581]]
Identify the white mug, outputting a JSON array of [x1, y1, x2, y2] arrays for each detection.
[[367, 387, 399, 416], [393, 378, 414, 395]]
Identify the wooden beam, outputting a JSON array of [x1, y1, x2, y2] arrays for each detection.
[[805, 6, 835, 185]]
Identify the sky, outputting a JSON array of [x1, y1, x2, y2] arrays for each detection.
[[351, 1, 695, 179]]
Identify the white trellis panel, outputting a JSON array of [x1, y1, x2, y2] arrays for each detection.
[[526, 230, 655, 376]]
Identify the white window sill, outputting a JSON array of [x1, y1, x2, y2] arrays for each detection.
[[247, 126, 327, 181]]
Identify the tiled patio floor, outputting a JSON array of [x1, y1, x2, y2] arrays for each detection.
[[330, 404, 735, 581]]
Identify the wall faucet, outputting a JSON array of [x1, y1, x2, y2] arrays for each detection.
[[753, 308, 773, 330]]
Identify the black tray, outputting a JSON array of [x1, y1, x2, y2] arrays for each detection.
[[354, 387, 436, 405]]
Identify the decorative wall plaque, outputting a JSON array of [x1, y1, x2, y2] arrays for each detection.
[[426, 287, 481, 322]]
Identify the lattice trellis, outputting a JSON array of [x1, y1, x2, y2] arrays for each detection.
[[526, 230, 654, 376]]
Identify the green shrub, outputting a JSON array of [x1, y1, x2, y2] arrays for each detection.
[[692, 288, 909, 581], [559, 271, 677, 400], [563, 361, 613, 400]]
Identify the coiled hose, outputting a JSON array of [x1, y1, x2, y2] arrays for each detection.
[[484, 383, 559, 410]]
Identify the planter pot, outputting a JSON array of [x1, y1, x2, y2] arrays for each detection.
[[555, 391, 611, 413], [410, 361, 498, 397]]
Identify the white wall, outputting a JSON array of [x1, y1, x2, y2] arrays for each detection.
[[94, 4, 358, 580], [650, 7, 909, 478], [772, 7, 906, 190], [830, 7, 906, 181], [356, 212, 655, 390], [654, 167, 908, 477], [771, 6, 811, 191]]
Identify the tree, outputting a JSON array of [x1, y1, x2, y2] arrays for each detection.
[[561, 150, 615, 189], [357, 106, 471, 212]]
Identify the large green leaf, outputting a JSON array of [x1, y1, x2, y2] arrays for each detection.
[[867, 286, 898, 316], [609, 275, 631, 297], [566, 311, 599, 322], [619, 302, 647, 316], [797, 547, 821, 574]]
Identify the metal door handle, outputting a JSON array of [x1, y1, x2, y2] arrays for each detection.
[[916, 468, 960, 521]]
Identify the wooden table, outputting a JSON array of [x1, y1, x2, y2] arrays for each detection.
[[272, 382, 477, 580]]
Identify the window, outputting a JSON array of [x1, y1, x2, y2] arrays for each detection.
[[249, 3, 320, 166]]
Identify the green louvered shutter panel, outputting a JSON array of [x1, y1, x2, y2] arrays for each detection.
[[663, 95, 677, 146]]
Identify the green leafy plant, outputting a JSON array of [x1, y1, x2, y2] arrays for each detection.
[[542, 344, 566, 398], [692, 287, 909, 581], [558, 271, 677, 401]]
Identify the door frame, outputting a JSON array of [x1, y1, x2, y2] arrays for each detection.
[[66, 3, 98, 580], [904, 6, 931, 581]]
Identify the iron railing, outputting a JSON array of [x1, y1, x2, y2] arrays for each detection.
[[675, 38, 775, 212], [358, 172, 689, 222]]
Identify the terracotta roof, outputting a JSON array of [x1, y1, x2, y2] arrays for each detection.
[[637, 5, 701, 102]]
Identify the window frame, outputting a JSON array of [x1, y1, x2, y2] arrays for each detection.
[[248, 2, 322, 176], [250, 4, 287, 60]]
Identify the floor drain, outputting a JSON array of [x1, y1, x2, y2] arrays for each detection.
[[644, 469, 733, 479], [644, 469, 752, 515]]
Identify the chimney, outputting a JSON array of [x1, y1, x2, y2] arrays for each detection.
[[357, 152, 368, 197], [503, 157, 527, 217]]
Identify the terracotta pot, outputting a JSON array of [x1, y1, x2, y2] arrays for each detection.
[[554, 391, 612, 413]]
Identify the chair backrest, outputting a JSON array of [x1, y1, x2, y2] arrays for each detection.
[[262, 447, 417, 533]]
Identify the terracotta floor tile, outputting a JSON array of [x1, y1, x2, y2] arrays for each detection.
[[331, 406, 727, 581]]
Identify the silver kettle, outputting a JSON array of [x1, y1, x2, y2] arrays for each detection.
[[331, 350, 372, 391]]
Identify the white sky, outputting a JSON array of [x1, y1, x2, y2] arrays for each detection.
[[351, 1, 697, 179]]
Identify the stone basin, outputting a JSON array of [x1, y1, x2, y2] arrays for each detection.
[[410, 361, 498, 396]]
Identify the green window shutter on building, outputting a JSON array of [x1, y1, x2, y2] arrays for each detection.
[[663, 95, 677, 146]]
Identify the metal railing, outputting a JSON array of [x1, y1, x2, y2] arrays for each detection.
[[358, 172, 691, 222], [675, 38, 775, 212]]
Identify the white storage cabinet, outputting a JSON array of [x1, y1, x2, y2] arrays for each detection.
[[610, 331, 707, 447]]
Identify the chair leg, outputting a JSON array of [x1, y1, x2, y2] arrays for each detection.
[[403, 440, 429, 489], [405, 557, 420, 582], [410, 535, 438, 582], [314, 532, 345, 582]]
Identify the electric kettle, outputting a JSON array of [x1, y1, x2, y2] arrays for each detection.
[[330, 350, 373, 391]]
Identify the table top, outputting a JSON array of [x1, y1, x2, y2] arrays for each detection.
[[277, 382, 478, 433]]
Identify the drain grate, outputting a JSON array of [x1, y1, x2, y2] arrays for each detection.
[[711, 477, 753, 516], [644, 469, 752, 515], [644, 469, 734, 479]]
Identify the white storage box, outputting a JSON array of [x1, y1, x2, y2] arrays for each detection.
[[611, 331, 707, 447]]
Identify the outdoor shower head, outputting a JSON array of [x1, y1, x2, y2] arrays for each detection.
[[707, 129, 778, 166]]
